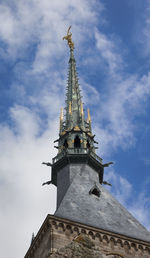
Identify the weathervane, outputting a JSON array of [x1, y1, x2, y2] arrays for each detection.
[[63, 26, 74, 49]]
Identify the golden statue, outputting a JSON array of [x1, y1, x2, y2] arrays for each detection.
[[63, 26, 74, 49]]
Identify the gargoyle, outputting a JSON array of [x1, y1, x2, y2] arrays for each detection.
[[42, 162, 52, 167], [54, 139, 59, 143], [42, 180, 52, 186], [102, 181, 112, 187], [102, 161, 114, 167]]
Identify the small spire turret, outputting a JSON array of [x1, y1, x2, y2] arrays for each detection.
[[80, 102, 84, 116], [69, 101, 72, 115], [87, 108, 91, 123], [60, 108, 63, 120], [87, 108, 92, 132]]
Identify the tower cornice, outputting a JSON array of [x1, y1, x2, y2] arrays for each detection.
[[24, 215, 150, 258]]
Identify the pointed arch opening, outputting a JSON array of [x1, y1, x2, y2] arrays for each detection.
[[74, 135, 81, 148], [86, 139, 90, 149], [63, 139, 68, 148]]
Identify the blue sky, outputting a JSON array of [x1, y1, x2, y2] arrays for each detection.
[[0, 1, 150, 257]]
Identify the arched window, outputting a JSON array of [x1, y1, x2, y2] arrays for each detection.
[[86, 139, 90, 149], [63, 139, 68, 148], [74, 135, 81, 148]]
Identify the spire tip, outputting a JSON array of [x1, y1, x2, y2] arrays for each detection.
[[63, 26, 74, 50]]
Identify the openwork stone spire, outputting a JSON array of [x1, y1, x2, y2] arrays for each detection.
[[61, 26, 84, 131], [65, 48, 84, 129], [50, 27, 104, 186], [57, 27, 97, 155]]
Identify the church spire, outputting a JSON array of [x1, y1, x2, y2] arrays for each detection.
[[55, 26, 96, 153], [63, 27, 83, 129], [65, 47, 83, 130], [50, 27, 104, 186]]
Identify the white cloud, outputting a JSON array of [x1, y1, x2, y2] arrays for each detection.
[[101, 72, 150, 154], [90, 29, 150, 155], [10, 105, 40, 137], [143, 157, 150, 165], [131, 0, 150, 58], [129, 192, 150, 231], [140, 0, 150, 56], [81, 80, 101, 107], [95, 30, 123, 75], [104, 169, 132, 204], [0, 0, 103, 62], [0, 105, 58, 257]]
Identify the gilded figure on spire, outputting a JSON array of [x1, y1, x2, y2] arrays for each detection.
[[63, 26, 74, 49]]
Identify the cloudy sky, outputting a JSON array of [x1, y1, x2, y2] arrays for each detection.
[[0, 0, 150, 257]]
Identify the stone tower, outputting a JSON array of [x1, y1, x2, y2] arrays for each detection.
[[25, 28, 150, 258]]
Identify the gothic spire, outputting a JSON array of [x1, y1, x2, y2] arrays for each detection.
[[65, 48, 84, 130], [56, 26, 95, 153], [50, 27, 104, 187]]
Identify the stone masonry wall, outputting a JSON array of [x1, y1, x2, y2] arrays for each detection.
[[24, 215, 150, 258]]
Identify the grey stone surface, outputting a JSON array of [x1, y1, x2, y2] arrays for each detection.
[[55, 164, 150, 242], [57, 165, 71, 208], [51, 234, 103, 258]]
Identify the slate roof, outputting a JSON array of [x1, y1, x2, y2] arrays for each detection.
[[55, 164, 150, 242]]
